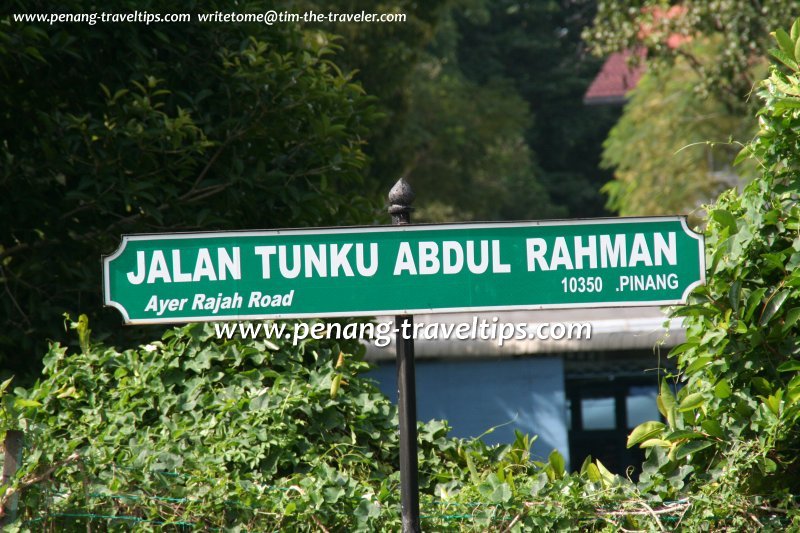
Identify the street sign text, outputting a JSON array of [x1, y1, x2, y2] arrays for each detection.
[[103, 217, 705, 323]]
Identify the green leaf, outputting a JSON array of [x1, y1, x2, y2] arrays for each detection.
[[23, 45, 45, 62], [773, 98, 800, 112], [760, 289, 790, 326], [783, 307, 800, 333], [658, 380, 677, 428], [330, 374, 342, 399], [580, 455, 592, 474], [678, 392, 706, 412], [712, 209, 738, 234], [744, 288, 767, 321], [777, 360, 800, 372], [685, 356, 713, 374], [529, 472, 549, 496], [675, 439, 713, 459], [701, 420, 725, 439], [774, 29, 797, 62], [752, 377, 773, 395], [14, 398, 42, 408], [354, 498, 380, 523], [787, 377, 800, 403], [627, 421, 665, 448], [640, 438, 671, 448], [762, 253, 787, 272], [464, 452, 480, 485], [732, 145, 752, 166], [671, 305, 719, 318], [323, 486, 344, 503], [594, 459, 617, 487], [728, 280, 742, 312], [769, 48, 799, 71], [762, 457, 778, 474], [714, 380, 732, 399], [585, 463, 602, 483], [548, 449, 565, 480], [478, 474, 512, 503], [669, 340, 698, 357], [764, 393, 782, 415]]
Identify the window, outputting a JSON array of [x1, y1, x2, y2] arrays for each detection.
[[566, 375, 663, 476], [626, 386, 659, 429], [581, 397, 616, 430]]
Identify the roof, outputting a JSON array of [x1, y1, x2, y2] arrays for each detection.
[[364, 306, 684, 361], [583, 49, 646, 105], [583, 6, 689, 106]]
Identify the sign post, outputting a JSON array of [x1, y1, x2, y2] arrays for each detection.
[[103, 186, 706, 531], [103, 217, 705, 323], [388, 178, 420, 533]]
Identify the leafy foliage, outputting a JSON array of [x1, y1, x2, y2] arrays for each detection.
[[587, 1, 800, 219], [9, 314, 795, 530], [3, 322, 406, 530], [601, 38, 758, 219], [0, 321, 627, 531], [585, 0, 800, 110], [389, 44, 560, 222], [623, 18, 800, 525], [315, 0, 449, 192], [1, 1, 382, 377], [456, 0, 621, 219]]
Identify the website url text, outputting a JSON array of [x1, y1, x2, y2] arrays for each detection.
[[12, 11, 407, 26], [214, 318, 592, 348]]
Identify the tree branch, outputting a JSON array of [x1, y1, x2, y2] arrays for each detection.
[[0, 452, 81, 513]]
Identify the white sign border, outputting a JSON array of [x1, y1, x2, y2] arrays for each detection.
[[102, 216, 706, 325]]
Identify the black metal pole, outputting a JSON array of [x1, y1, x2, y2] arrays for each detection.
[[388, 178, 421, 533]]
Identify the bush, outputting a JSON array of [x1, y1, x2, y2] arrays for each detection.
[[1, 318, 634, 531], [623, 18, 800, 529]]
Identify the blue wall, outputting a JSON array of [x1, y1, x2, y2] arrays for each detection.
[[368, 356, 569, 466]]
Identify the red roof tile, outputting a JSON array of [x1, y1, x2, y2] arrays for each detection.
[[584, 5, 689, 105], [583, 49, 646, 105]]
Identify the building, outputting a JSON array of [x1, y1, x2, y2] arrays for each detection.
[[366, 307, 682, 473], [583, 49, 646, 106], [583, 6, 689, 106]]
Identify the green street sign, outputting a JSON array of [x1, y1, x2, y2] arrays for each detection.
[[103, 217, 705, 324]]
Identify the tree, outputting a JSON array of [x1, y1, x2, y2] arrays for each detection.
[[455, 0, 621, 218], [371, 0, 621, 222], [585, 0, 800, 217], [386, 21, 563, 222], [600, 39, 758, 218], [585, 0, 800, 112], [1, 0, 383, 377], [313, 0, 450, 198], [354, 2, 565, 223]]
